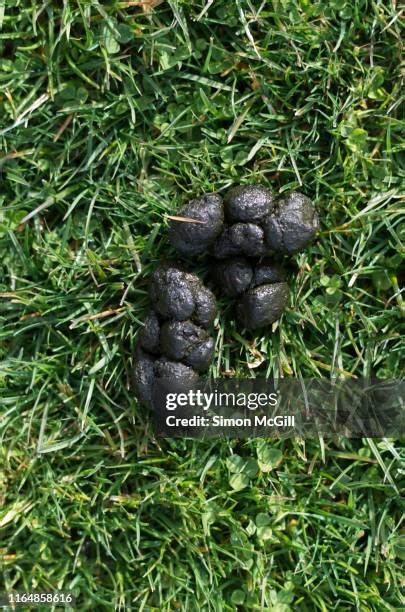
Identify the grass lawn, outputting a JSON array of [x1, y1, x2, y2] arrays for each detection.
[[0, 1, 404, 609]]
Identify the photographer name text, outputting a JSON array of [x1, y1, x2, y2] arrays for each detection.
[[166, 414, 295, 428]]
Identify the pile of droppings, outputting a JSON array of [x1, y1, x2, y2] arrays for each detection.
[[133, 264, 217, 408], [134, 185, 319, 407], [169, 185, 318, 331], [168, 193, 224, 256]]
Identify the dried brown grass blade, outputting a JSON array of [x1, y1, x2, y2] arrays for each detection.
[[165, 215, 206, 224], [120, 0, 164, 13]]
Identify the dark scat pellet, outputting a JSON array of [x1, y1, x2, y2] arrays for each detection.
[[263, 192, 319, 254], [152, 358, 201, 430], [150, 266, 195, 321], [169, 193, 224, 256], [154, 357, 200, 389], [225, 185, 275, 222], [213, 226, 243, 259], [185, 336, 215, 372], [138, 312, 160, 354], [152, 358, 200, 419], [229, 223, 267, 257], [160, 320, 215, 372], [133, 346, 155, 408], [237, 283, 289, 330], [251, 260, 286, 288], [193, 285, 217, 328], [215, 257, 253, 296], [149, 264, 217, 326]]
